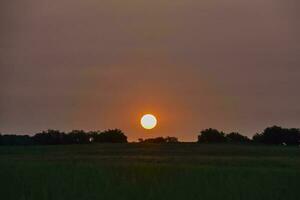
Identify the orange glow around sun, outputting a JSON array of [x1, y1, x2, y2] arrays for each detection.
[[141, 114, 157, 130]]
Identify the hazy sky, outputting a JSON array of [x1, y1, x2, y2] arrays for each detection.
[[1, 0, 299, 141]]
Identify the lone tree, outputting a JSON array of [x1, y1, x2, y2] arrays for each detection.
[[198, 128, 226, 143]]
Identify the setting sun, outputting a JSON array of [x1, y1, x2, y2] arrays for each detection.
[[141, 114, 157, 130]]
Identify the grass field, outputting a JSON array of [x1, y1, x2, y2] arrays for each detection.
[[0, 143, 299, 200]]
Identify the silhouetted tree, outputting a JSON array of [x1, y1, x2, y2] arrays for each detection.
[[198, 128, 226, 143], [253, 126, 300, 145], [226, 132, 250, 143], [93, 129, 127, 143]]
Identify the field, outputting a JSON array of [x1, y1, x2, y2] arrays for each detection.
[[0, 143, 299, 200]]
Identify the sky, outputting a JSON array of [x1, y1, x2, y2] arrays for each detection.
[[1, 0, 299, 141]]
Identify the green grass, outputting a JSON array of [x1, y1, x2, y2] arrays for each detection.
[[0, 144, 299, 200]]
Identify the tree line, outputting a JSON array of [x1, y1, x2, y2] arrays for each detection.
[[0, 129, 127, 145], [0, 125, 299, 146], [198, 126, 300, 145]]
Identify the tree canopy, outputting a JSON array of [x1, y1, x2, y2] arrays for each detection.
[[198, 129, 227, 143]]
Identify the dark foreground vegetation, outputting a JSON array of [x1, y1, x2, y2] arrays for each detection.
[[1, 125, 300, 146], [1, 126, 299, 200], [0, 143, 299, 200]]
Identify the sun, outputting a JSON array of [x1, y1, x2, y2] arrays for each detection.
[[141, 114, 157, 130]]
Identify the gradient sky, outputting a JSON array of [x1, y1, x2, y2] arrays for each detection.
[[1, 0, 299, 141]]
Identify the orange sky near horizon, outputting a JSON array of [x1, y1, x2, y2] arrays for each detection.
[[67, 61, 237, 141]]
